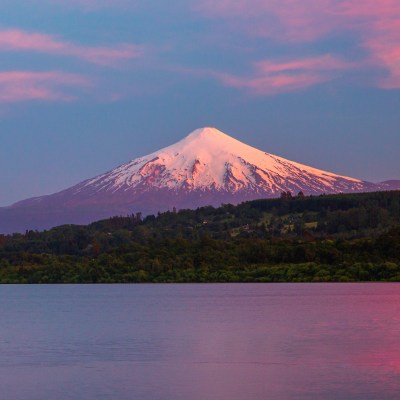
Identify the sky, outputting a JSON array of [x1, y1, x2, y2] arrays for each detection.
[[0, 0, 399, 206]]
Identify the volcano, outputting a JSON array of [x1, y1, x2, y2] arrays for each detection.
[[0, 127, 380, 233]]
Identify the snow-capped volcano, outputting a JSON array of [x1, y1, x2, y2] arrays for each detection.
[[0, 127, 380, 233], [74, 126, 367, 195]]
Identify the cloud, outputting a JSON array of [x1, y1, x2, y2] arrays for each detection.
[[175, 54, 354, 95], [195, 0, 400, 89], [215, 55, 354, 95], [220, 73, 326, 96], [0, 71, 91, 103], [0, 29, 143, 66], [195, 0, 340, 42], [366, 40, 400, 89]]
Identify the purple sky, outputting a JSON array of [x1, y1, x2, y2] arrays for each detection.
[[1, 0, 399, 205]]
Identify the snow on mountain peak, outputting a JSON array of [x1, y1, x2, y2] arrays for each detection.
[[173, 126, 247, 155], [78, 126, 365, 196], [185, 126, 231, 141], [187, 126, 223, 137]]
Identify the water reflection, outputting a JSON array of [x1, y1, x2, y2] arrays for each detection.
[[1, 284, 400, 399]]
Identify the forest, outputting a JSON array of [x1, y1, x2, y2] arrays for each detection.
[[0, 190, 399, 283]]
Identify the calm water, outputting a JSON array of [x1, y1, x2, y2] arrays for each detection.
[[1, 284, 400, 400]]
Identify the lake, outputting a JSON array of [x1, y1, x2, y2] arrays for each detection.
[[1, 284, 400, 400]]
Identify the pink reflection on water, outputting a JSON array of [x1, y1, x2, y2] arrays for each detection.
[[1, 283, 400, 399]]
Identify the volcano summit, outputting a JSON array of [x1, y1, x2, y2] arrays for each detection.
[[0, 127, 380, 233]]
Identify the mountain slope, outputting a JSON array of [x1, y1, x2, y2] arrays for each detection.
[[378, 180, 400, 191], [0, 127, 380, 233]]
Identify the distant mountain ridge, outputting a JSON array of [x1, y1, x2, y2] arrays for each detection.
[[0, 127, 393, 233], [378, 180, 400, 191]]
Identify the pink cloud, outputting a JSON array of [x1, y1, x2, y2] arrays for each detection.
[[196, 0, 400, 89], [196, 0, 340, 43], [336, 0, 400, 88], [220, 73, 326, 95], [368, 45, 400, 89], [0, 29, 143, 66], [0, 71, 91, 103], [255, 55, 354, 74], [213, 55, 354, 95]]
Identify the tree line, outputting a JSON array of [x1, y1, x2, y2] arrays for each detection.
[[0, 190, 399, 283]]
